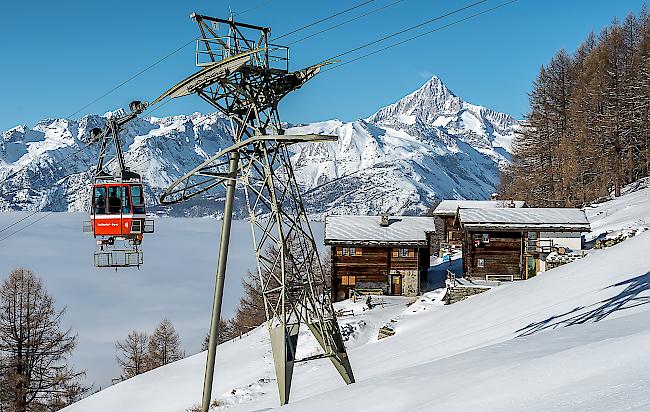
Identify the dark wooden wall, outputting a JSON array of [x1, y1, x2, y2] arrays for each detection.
[[331, 245, 424, 301], [463, 231, 523, 280]]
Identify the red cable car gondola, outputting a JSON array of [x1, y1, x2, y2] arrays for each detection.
[[83, 101, 154, 268]]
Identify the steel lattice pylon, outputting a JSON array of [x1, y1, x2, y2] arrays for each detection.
[[157, 14, 353, 411]]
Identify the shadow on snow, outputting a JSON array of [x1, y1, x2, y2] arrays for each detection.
[[516, 272, 650, 337]]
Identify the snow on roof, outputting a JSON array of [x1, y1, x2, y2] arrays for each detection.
[[458, 208, 590, 231], [324, 215, 435, 246], [432, 200, 526, 215]]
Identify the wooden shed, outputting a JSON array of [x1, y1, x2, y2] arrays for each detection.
[[430, 199, 526, 256], [457, 208, 590, 281], [324, 215, 435, 301]]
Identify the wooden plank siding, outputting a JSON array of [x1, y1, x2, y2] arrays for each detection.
[[331, 245, 427, 301], [463, 231, 524, 280]]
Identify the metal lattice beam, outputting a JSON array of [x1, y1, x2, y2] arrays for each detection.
[[157, 14, 353, 411]]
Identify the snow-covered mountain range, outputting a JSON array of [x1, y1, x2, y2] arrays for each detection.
[[0, 76, 519, 217]]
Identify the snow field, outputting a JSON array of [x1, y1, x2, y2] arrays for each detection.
[[60, 181, 650, 411]]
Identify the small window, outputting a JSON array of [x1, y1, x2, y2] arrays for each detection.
[[93, 187, 107, 215], [477, 258, 485, 268], [399, 248, 409, 257], [121, 186, 132, 214], [482, 234, 490, 242], [350, 247, 356, 256], [342, 247, 349, 256], [341, 275, 356, 286], [131, 185, 145, 214], [107, 186, 122, 214]]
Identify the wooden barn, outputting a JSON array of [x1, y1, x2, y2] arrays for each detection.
[[430, 199, 526, 256], [457, 208, 590, 281], [324, 215, 435, 301]]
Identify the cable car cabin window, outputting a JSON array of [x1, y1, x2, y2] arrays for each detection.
[[121, 186, 132, 214], [107, 186, 122, 215], [93, 187, 107, 215], [131, 185, 145, 214]]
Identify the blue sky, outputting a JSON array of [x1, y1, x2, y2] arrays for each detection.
[[0, 0, 646, 131]]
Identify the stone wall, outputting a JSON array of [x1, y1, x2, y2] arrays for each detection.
[[445, 286, 490, 304], [402, 269, 419, 297], [431, 216, 446, 257]]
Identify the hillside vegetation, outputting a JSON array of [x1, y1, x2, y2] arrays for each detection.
[[502, 6, 650, 206]]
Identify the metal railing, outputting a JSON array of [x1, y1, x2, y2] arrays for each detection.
[[526, 239, 554, 254], [144, 219, 155, 233], [446, 269, 458, 288], [82, 220, 93, 233], [94, 250, 143, 268], [195, 37, 289, 72]]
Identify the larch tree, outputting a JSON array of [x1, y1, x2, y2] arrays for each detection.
[[230, 270, 266, 336], [502, 6, 650, 206], [115, 330, 150, 380], [201, 318, 235, 351], [147, 319, 184, 369], [0, 269, 88, 412]]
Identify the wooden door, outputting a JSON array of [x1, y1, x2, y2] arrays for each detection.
[[391, 275, 402, 295]]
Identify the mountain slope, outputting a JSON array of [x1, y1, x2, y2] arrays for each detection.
[[61, 183, 650, 411], [0, 76, 519, 216]]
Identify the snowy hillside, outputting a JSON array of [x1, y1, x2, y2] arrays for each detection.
[[60, 181, 650, 411], [0, 76, 518, 217]]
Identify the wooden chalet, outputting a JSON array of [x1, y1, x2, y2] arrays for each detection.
[[430, 199, 526, 256], [324, 215, 435, 301], [457, 208, 590, 281]]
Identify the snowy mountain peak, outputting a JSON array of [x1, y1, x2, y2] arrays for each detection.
[[368, 75, 462, 125], [0, 75, 520, 216]]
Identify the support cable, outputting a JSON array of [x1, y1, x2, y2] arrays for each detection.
[[323, 0, 488, 62], [67, 38, 197, 119], [287, 0, 407, 46], [0, 0, 517, 241], [0, 212, 53, 244], [272, 0, 377, 41], [323, 0, 517, 71], [233, 0, 273, 17]]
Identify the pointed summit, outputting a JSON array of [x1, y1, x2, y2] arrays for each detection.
[[368, 75, 463, 125]]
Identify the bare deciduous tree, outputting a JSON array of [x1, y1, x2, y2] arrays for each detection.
[[230, 270, 266, 336], [115, 330, 150, 380], [0, 268, 88, 412], [201, 318, 235, 351], [147, 319, 184, 369]]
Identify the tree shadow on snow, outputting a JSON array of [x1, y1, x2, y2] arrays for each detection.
[[515, 272, 650, 338]]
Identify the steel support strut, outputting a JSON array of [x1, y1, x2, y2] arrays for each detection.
[[201, 152, 239, 412], [157, 15, 354, 409]]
